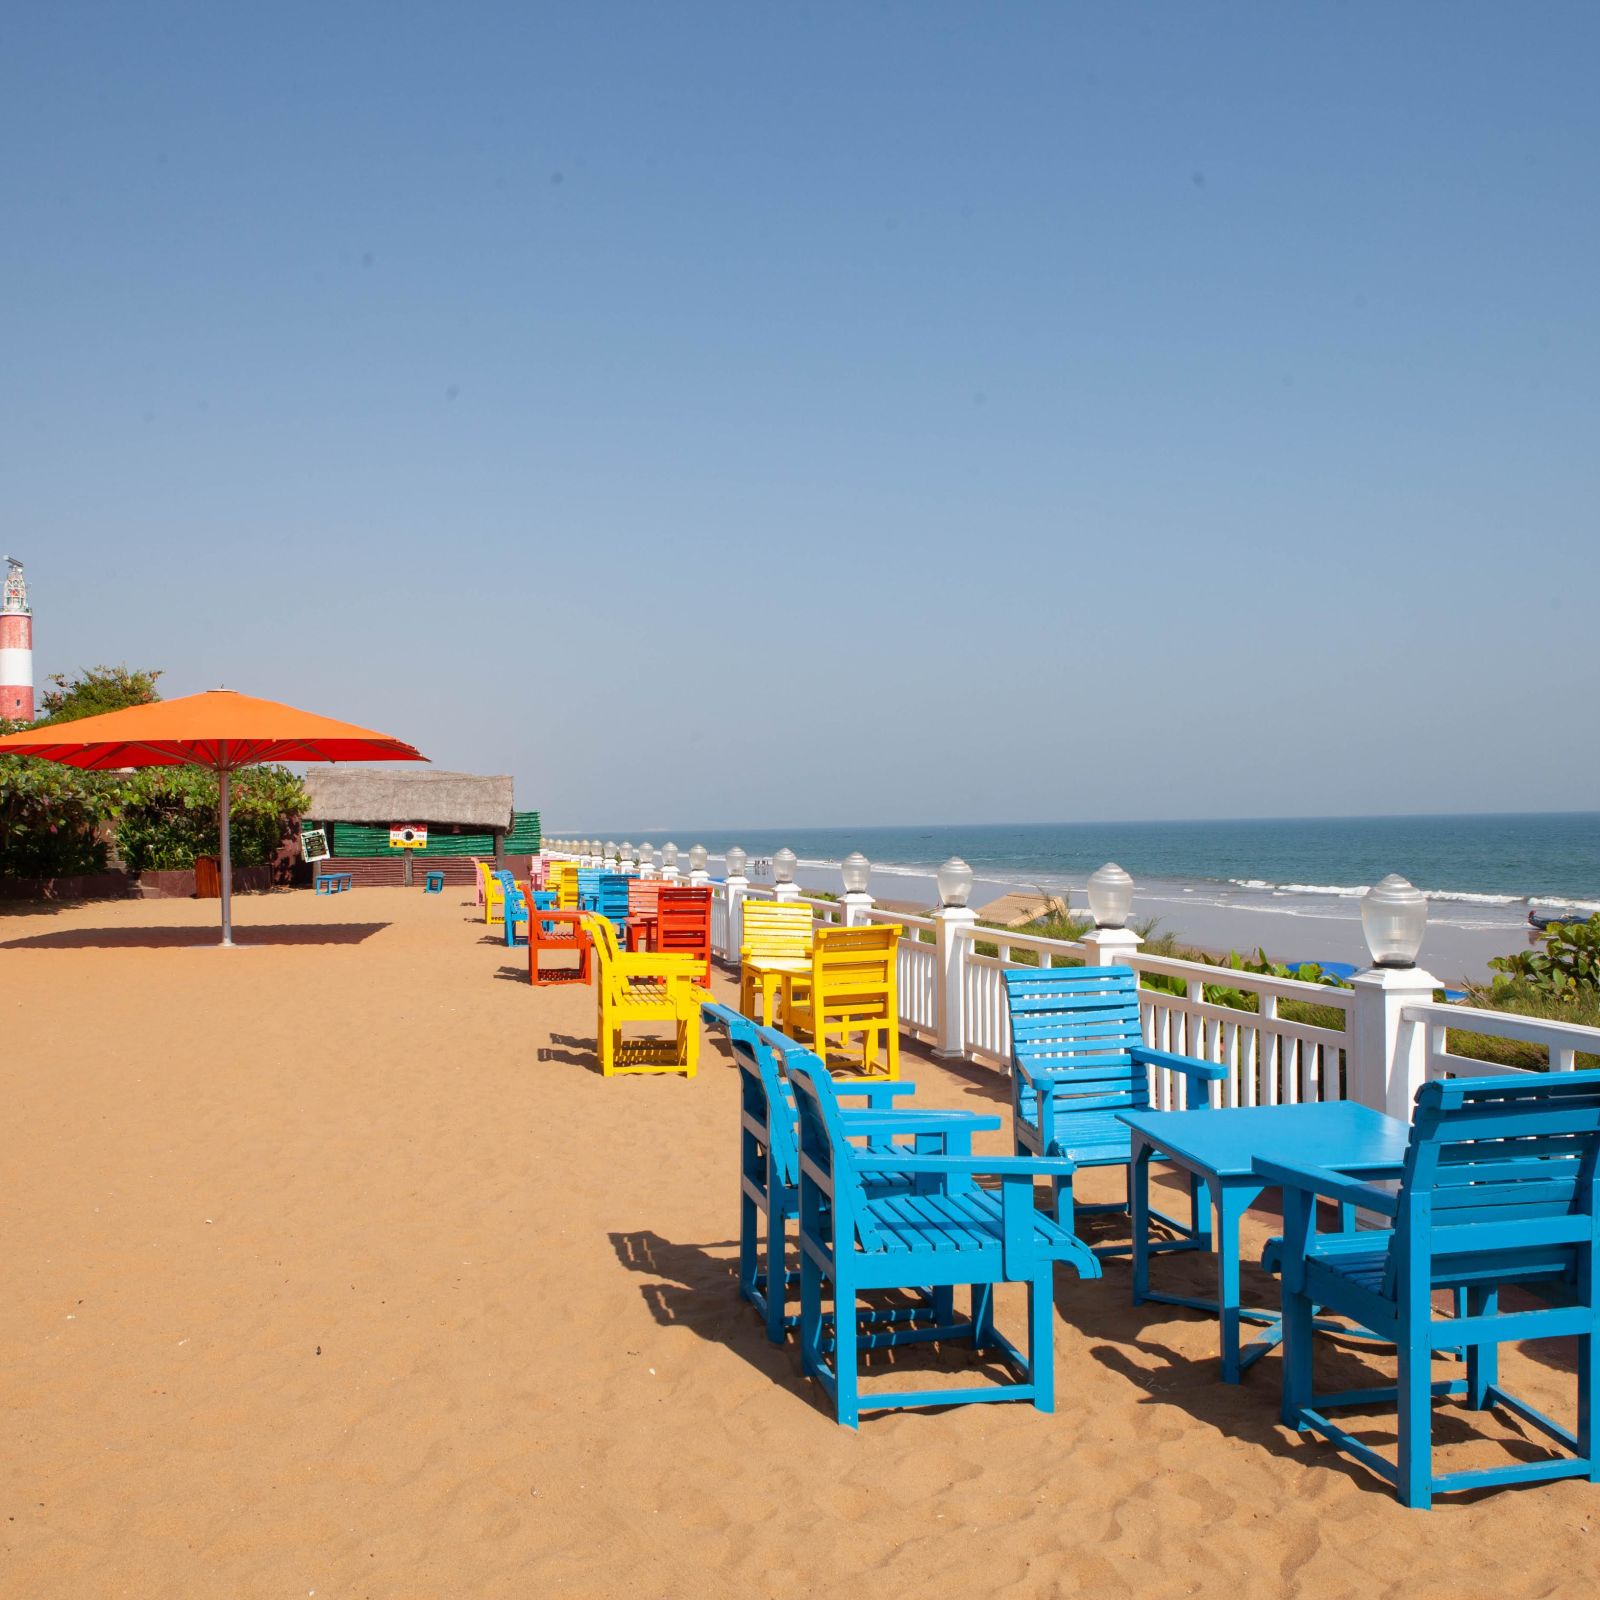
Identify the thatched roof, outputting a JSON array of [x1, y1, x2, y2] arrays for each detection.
[[302, 769, 514, 830]]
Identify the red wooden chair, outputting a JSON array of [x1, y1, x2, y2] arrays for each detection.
[[655, 886, 712, 987], [625, 879, 663, 951], [528, 905, 592, 987]]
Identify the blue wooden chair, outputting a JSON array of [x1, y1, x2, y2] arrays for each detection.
[[703, 1003, 997, 1345], [596, 872, 631, 932], [1261, 1070, 1600, 1508], [1005, 965, 1225, 1258], [423, 868, 445, 893], [497, 871, 529, 948], [789, 1055, 1100, 1427], [576, 868, 603, 912]]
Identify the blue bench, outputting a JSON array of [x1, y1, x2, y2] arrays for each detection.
[[314, 871, 353, 894]]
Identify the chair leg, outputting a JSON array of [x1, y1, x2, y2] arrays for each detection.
[[1281, 1283, 1315, 1428], [971, 1283, 995, 1352], [1581, 1321, 1600, 1483], [737, 1190, 759, 1310], [1029, 1274, 1055, 1414], [799, 1252, 823, 1380], [1056, 1172, 1077, 1237], [1466, 1287, 1498, 1409], [763, 1203, 787, 1345], [1396, 1341, 1434, 1510], [833, 1285, 860, 1429]]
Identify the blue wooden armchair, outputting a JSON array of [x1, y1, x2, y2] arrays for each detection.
[[1261, 1070, 1600, 1509], [702, 1003, 998, 1345], [576, 868, 603, 912], [498, 871, 528, 948], [1005, 965, 1225, 1257], [789, 1055, 1100, 1427]]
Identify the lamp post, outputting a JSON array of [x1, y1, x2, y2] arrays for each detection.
[[1083, 862, 1141, 969], [724, 846, 750, 961], [662, 841, 680, 883], [688, 843, 710, 887], [638, 843, 656, 879], [1349, 874, 1438, 1119], [841, 851, 873, 926], [772, 846, 800, 903], [618, 841, 635, 873], [932, 857, 977, 1058]]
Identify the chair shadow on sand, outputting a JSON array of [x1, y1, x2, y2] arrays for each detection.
[[1057, 1226, 1574, 1503], [0, 922, 391, 950], [611, 1225, 1055, 1417]]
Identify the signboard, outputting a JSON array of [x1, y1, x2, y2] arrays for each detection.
[[390, 824, 428, 850], [300, 827, 330, 864]]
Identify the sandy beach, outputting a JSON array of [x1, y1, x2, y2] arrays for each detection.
[[3, 887, 1595, 1598]]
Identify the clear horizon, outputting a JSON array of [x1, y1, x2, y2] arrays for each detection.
[[6, 4, 1596, 825]]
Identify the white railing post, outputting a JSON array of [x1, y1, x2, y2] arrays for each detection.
[[688, 865, 710, 888], [724, 871, 749, 962], [773, 880, 801, 905], [841, 890, 875, 927], [933, 905, 977, 1059], [1081, 926, 1142, 970], [1348, 964, 1438, 1119]]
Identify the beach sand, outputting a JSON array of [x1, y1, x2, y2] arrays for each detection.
[[3, 888, 1594, 1598]]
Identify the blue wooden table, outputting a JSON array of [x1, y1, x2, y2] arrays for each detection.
[[1120, 1102, 1411, 1383]]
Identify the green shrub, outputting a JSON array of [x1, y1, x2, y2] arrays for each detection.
[[1489, 915, 1600, 1003], [114, 766, 308, 872]]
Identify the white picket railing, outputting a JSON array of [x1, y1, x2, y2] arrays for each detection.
[[565, 854, 1600, 1114], [1408, 1000, 1595, 1081], [863, 907, 938, 1038]]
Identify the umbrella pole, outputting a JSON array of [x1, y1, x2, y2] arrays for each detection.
[[218, 767, 234, 946]]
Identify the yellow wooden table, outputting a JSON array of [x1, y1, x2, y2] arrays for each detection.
[[740, 955, 811, 1027]]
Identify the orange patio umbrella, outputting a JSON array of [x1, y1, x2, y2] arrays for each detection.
[[0, 689, 427, 945]]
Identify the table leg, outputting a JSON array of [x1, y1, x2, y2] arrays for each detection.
[[1217, 1181, 1245, 1383], [1130, 1140, 1152, 1306]]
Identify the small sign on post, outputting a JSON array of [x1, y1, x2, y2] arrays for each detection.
[[300, 827, 330, 864], [390, 824, 428, 850]]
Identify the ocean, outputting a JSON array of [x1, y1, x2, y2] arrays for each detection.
[[629, 813, 1600, 983]]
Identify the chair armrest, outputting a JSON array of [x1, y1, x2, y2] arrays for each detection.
[[833, 1082, 917, 1106], [1130, 1046, 1229, 1084], [849, 1153, 1076, 1178], [842, 1112, 1004, 1138], [1251, 1157, 1399, 1217]]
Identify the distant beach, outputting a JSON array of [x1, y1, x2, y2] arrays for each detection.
[[646, 814, 1600, 983]]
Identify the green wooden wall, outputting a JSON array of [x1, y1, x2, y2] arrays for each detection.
[[320, 811, 540, 858]]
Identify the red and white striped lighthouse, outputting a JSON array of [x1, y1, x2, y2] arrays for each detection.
[[1, 557, 34, 722]]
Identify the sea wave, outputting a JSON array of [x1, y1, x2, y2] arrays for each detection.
[[1230, 878, 1588, 909]]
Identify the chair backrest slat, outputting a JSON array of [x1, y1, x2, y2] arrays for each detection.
[[787, 1058, 877, 1248], [740, 901, 813, 963], [656, 887, 712, 969], [1003, 965, 1148, 1114], [1384, 1071, 1600, 1300]]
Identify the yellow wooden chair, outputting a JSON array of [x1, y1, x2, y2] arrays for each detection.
[[481, 860, 506, 924], [585, 914, 704, 1078], [781, 923, 903, 1079], [546, 861, 579, 910], [739, 900, 815, 1025]]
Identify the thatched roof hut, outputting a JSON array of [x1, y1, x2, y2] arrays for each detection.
[[302, 769, 514, 830]]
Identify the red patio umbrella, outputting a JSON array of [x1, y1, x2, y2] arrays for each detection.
[[0, 689, 427, 944]]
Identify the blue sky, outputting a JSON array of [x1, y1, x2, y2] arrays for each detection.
[[4, 4, 1596, 831]]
